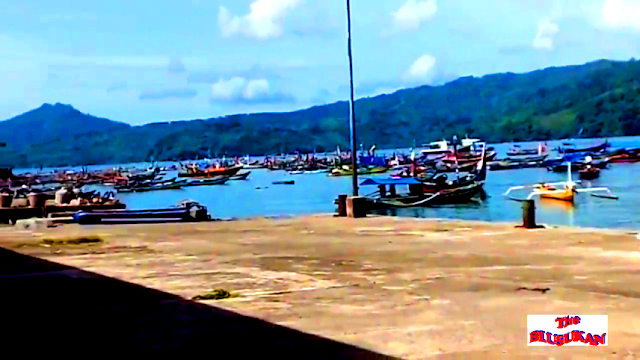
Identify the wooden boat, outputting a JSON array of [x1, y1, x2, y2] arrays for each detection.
[[557, 140, 609, 154], [230, 171, 251, 180], [178, 165, 243, 177], [607, 153, 640, 163], [360, 142, 488, 209], [114, 177, 181, 190], [329, 166, 389, 177], [440, 151, 496, 164], [361, 177, 485, 209], [184, 177, 229, 187], [289, 169, 328, 175], [488, 160, 545, 171], [420, 137, 480, 157], [73, 201, 209, 224], [579, 166, 600, 180], [507, 145, 538, 156], [116, 182, 184, 193], [533, 184, 576, 202], [503, 154, 548, 162], [548, 159, 608, 172], [504, 162, 617, 202]]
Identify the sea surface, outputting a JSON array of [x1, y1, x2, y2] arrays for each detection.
[[12, 136, 640, 231]]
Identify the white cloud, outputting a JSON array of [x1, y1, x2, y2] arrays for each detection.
[[210, 77, 293, 103], [403, 54, 437, 84], [532, 17, 559, 51], [601, 0, 640, 32], [218, 0, 302, 40], [211, 77, 247, 100], [393, 0, 437, 32]]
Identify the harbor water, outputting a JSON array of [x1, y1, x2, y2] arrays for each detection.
[[12, 136, 640, 231]]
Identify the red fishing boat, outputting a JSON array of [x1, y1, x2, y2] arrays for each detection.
[[607, 153, 640, 163], [178, 165, 243, 177]]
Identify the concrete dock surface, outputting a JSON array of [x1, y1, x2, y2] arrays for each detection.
[[1, 215, 639, 358]]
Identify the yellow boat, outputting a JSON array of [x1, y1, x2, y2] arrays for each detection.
[[533, 184, 575, 202], [504, 162, 618, 202], [329, 166, 389, 177]]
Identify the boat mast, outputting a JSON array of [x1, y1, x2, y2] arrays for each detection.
[[452, 135, 460, 180], [346, 0, 358, 196]]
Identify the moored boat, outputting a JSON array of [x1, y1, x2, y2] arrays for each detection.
[[73, 201, 210, 224], [579, 166, 600, 180], [230, 171, 251, 180], [607, 153, 640, 163], [557, 140, 609, 154], [184, 177, 229, 187], [504, 162, 617, 202], [329, 166, 389, 177], [361, 177, 485, 209], [178, 165, 243, 177], [116, 182, 185, 193]]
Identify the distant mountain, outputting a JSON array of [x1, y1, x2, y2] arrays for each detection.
[[0, 103, 130, 153], [3, 59, 640, 167]]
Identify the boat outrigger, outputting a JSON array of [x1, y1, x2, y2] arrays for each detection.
[[503, 162, 618, 202]]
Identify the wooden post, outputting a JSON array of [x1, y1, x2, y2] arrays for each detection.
[[347, 196, 367, 218], [336, 194, 348, 217], [378, 185, 386, 198], [522, 199, 536, 229]]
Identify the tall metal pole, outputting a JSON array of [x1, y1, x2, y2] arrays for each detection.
[[346, 0, 358, 196]]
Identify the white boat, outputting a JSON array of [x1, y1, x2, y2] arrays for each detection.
[[420, 137, 480, 157]]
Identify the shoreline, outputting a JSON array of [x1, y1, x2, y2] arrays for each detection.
[[7, 135, 638, 171], [2, 214, 640, 357], [3, 212, 638, 235]]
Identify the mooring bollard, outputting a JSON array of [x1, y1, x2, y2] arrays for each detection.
[[522, 199, 537, 229], [336, 194, 348, 217], [347, 196, 367, 218]]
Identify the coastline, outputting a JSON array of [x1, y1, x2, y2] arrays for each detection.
[[1, 214, 640, 357]]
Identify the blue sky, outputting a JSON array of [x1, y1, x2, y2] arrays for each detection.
[[1, 0, 640, 125]]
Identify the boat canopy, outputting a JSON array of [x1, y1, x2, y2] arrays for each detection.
[[360, 177, 422, 186]]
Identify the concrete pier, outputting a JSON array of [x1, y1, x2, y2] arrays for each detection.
[[1, 215, 639, 358]]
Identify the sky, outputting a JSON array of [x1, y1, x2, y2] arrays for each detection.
[[1, 0, 640, 125]]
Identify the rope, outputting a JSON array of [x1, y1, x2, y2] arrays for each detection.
[[375, 182, 483, 208]]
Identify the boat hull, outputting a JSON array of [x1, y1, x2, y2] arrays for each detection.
[[116, 183, 184, 193], [366, 182, 484, 209], [184, 178, 229, 187], [178, 166, 243, 177], [329, 167, 389, 177], [536, 186, 574, 202], [579, 169, 600, 180], [73, 205, 209, 224]]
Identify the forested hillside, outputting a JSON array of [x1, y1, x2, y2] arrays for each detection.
[[2, 59, 640, 167]]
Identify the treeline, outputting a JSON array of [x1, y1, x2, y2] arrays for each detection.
[[2, 59, 640, 167]]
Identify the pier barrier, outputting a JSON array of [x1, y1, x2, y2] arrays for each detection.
[[347, 196, 367, 218], [336, 194, 348, 217], [519, 199, 544, 229]]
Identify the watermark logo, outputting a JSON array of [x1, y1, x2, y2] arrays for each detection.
[[527, 315, 608, 346]]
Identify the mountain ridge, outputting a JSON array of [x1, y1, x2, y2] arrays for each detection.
[[2, 58, 640, 167]]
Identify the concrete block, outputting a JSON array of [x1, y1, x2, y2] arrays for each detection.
[[346, 196, 367, 218]]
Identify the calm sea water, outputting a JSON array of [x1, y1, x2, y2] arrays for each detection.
[[12, 136, 640, 231]]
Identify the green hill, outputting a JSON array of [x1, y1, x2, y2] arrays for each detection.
[[3, 59, 640, 167]]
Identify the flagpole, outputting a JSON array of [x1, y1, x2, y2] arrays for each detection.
[[346, 0, 358, 196]]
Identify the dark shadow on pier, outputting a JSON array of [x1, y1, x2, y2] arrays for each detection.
[[0, 247, 398, 358]]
